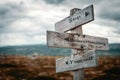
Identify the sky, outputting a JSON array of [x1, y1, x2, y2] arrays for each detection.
[[0, 0, 120, 46]]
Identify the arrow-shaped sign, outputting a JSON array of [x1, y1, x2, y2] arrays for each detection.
[[47, 31, 109, 50], [55, 5, 94, 32], [56, 50, 98, 73]]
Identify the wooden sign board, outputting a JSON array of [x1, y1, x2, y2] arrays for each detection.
[[56, 50, 98, 73], [55, 5, 94, 32], [47, 31, 109, 50]]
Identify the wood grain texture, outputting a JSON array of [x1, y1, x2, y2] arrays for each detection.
[[47, 31, 109, 50], [56, 50, 98, 73], [55, 5, 94, 32]]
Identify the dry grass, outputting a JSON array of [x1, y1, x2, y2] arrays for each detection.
[[0, 55, 120, 80]]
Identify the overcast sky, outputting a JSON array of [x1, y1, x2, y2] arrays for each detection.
[[0, 0, 120, 46]]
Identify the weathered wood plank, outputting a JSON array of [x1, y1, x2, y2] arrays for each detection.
[[47, 31, 109, 50], [73, 69, 84, 80], [56, 50, 98, 73], [55, 5, 94, 32]]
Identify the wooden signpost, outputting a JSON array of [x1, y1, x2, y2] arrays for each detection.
[[47, 5, 109, 80], [55, 5, 94, 32], [56, 50, 98, 73], [47, 31, 109, 50]]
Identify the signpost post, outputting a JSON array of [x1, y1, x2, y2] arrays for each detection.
[[71, 26, 85, 80], [47, 5, 109, 80]]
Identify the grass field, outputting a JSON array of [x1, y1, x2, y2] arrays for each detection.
[[0, 55, 120, 80]]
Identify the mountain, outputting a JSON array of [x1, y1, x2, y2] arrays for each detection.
[[0, 44, 71, 56], [0, 44, 120, 56], [109, 43, 120, 49], [107, 43, 120, 55]]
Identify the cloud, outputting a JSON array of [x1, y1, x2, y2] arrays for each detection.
[[0, 0, 120, 46], [0, 2, 26, 33], [43, 0, 64, 5], [0, 33, 46, 46], [0, 0, 69, 46], [96, 0, 120, 22]]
